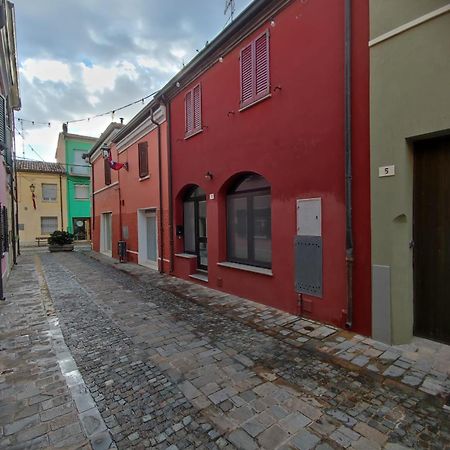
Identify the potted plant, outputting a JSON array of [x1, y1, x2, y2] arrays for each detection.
[[48, 231, 75, 252]]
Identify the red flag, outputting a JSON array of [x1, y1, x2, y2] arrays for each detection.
[[32, 192, 36, 210], [107, 153, 124, 171]]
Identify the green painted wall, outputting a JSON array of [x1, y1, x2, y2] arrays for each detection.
[[64, 137, 95, 235], [370, 2, 450, 343]]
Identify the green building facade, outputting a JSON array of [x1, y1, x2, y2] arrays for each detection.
[[55, 127, 97, 240]]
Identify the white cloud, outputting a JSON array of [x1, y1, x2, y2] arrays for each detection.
[[80, 61, 138, 94], [136, 56, 179, 74], [21, 58, 73, 84]]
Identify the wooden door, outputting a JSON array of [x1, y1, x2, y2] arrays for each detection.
[[413, 136, 450, 344]]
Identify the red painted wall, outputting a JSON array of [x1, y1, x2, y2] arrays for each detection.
[[91, 121, 171, 272], [169, 0, 371, 334]]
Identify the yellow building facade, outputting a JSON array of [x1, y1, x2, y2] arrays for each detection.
[[17, 160, 68, 246]]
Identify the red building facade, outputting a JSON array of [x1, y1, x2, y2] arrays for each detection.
[[89, 104, 170, 272], [158, 0, 371, 335], [90, 0, 371, 336]]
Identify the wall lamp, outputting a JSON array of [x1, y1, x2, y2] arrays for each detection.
[[29, 184, 35, 193], [205, 171, 213, 181], [101, 145, 110, 159]]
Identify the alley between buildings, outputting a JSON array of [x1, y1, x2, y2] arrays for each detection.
[[0, 250, 449, 450]]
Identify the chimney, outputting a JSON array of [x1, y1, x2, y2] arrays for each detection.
[[119, 117, 124, 125], [62, 123, 68, 134]]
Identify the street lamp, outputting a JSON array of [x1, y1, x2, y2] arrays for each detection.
[[29, 184, 35, 193]]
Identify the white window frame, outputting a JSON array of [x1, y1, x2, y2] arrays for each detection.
[[41, 216, 58, 235], [42, 183, 57, 202], [74, 184, 89, 200]]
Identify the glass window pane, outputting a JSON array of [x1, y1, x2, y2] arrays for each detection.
[[232, 174, 269, 193], [253, 194, 272, 264], [184, 202, 195, 253], [198, 200, 207, 238], [146, 215, 157, 262], [41, 216, 58, 235], [75, 184, 89, 199], [228, 196, 248, 260], [42, 184, 57, 201], [71, 150, 90, 176]]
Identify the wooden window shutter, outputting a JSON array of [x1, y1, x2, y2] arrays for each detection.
[[104, 157, 111, 185], [240, 43, 253, 106], [255, 31, 270, 98], [138, 142, 149, 178], [2, 206, 8, 253], [0, 95, 6, 150], [193, 85, 201, 131], [185, 91, 193, 133]]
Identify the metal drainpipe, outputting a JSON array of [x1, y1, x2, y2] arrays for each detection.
[[14, 155, 19, 256], [9, 155, 16, 265], [344, 0, 354, 329], [90, 157, 95, 232], [59, 175, 64, 230], [162, 96, 174, 273], [150, 108, 164, 274]]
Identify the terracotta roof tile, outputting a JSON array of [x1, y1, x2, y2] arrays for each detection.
[[16, 159, 66, 174]]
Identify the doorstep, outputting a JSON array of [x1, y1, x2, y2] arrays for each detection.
[[189, 272, 208, 283], [88, 250, 450, 401]]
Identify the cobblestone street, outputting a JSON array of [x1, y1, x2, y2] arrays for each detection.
[[1, 250, 449, 449]]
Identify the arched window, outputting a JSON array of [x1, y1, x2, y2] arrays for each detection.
[[227, 174, 271, 268], [183, 186, 207, 269]]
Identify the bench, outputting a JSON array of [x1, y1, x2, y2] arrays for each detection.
[[35, 237, 48, 247]]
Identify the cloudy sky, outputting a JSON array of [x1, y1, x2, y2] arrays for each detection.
[[13, 0, 253, 161]]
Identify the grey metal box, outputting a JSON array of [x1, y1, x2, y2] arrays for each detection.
[[294, 236, 322, 297]]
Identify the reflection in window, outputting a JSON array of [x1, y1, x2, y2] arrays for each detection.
[[227, 174, 271, 268]]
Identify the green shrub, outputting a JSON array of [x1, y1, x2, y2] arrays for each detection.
[[48, 231, 74, 245]]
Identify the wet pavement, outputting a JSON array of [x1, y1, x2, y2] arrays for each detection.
[[0, 250, 449, 449]]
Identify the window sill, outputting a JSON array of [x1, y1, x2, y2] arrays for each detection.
[[184, 128, 203, 140], [217, 261, 273, 276], [175, 253, 197, 259], [239, 93, 271, 112], [139, 175, 150, 182]]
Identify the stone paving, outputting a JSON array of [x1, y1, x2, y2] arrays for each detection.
[[1, 250, 450, 449], [88, 251, 450, 402], [0, 255, 92, 449]]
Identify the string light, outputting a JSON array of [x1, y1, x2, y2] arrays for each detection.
[[16, 89, 160, 128]]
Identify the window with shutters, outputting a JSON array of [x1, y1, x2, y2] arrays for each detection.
[[41, 216, 58, 235], [240, 30, 270, 109], [42, 183, 57, 202], [184, 84, 202, 138], [104, 157, 111, 186], [138, 142, 149, 178]]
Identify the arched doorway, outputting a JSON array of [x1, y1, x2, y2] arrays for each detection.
[[183, 186, 207, 270]]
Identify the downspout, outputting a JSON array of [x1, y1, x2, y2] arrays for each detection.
[[344, 0, 354, 329], [59, 175, 64, 230], [90, 157, 95, 232], [14, 152, 19, 256], [162, 96, 174, 273], [150, 107, 164, 274], [9, 124, 16, 265]]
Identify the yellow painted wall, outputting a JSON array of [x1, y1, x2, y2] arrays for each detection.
[[17, 171, 68, 246]]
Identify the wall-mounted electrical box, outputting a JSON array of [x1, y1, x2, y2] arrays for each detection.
[[296, 198, 322, 236], [295, 197, 323, 298]]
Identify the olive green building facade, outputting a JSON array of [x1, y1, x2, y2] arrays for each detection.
[[370, 1, 450, 344]]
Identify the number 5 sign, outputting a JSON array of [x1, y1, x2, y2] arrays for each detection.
[[378, 165, 395, 177]]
